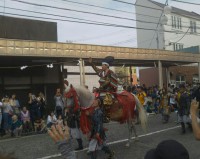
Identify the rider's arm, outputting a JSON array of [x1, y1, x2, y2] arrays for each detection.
[[100, 76, 111, 89], [90, 63, 101, 75]]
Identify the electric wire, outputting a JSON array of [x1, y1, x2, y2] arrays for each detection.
[[171, 0, 200, 5], [0, 5, 198, 30]]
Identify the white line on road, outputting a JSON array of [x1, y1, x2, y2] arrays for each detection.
[[0, 134, 46, 143], [37, 125, 180, 159]]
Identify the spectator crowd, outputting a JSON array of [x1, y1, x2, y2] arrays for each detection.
[[0, 82, 199, 139], [0, 92, 46, 137]]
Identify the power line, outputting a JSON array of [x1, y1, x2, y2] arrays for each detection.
[[112, 0, 163, 11], [59, 0, 160, 19], [4, 0, 200, 27], [171, 0, 200, 5], [0, 5, 198, 29], [0, 11, 156, 30], [110, 38, 136, 46], [13, 0, 188, 25], [6, 0, 200, 27], [8, 0, 155, 23], [61, 0, 135, 14], [112, 0, 200, 25], [173, 27, 190, 43], [1, 10, 200, 37], [0, 6, 119, 25], [1, 2, 200, 35], [0, 6, 160, 25]]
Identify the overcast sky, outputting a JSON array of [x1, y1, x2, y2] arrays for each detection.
[[0, 0, 199, 48]]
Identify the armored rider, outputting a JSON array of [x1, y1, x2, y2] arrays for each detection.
[[88, 57, 118, 122], [88, 57, 118, 93]]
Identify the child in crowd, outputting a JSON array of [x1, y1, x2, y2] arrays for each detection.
[[57, 115, 64, 128], [21, 106, 32, 133], [47, 112, 57, 128], [11, 115, 22, 137], [146, 101, 154, 113], [34, 117, 46, 133]]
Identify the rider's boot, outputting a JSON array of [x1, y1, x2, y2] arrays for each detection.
[[75, 138, 83, 151], [181, 122, 186, 134]]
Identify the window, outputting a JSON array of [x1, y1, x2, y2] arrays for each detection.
[[173, 43, 183, 51], [172, 16, 182, 29], [176, 75, 185, 87], [190, 21, 197, 33]]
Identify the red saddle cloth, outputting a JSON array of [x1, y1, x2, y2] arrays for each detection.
[[80, 91, 136, 134], [115, 91, 136, 123]]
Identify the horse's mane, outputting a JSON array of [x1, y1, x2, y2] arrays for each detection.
[[73, 86, 95, 107]]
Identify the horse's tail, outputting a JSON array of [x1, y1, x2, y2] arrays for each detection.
[[132, 94, 147, 132]]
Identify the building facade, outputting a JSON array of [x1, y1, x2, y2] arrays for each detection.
[[0, 16, 61, 110], [136, 0, 200, 87], [136, 0, 200, 51]]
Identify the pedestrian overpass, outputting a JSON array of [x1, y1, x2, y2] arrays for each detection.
[[0, 38, 199, 88]]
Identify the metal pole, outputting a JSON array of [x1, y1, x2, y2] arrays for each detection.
[[82, 59, 86, 86], [156, 31, 159, 50], [129, 66, 133, 86], [166, 67, 169, 88], [79, 59, 83, 86], [158, 60, 163, 89], [198, 62, 200, 83]]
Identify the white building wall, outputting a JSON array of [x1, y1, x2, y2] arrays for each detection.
[[164, 14, 200, 51], [136, 0, 164, 49], [136, 0, 200, 51]]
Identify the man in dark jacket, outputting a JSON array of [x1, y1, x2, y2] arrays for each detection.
[[87, 105, 114, 159], [64, 107, 83, 151], [177, 84, 192, 134]]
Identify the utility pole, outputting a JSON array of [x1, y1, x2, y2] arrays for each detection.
[[79, 58, 83, 86], [129, 66, 133, 86]]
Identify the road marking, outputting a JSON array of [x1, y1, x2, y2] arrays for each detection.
[[37, 125, 180, 159], [0, 134, 46, 143]]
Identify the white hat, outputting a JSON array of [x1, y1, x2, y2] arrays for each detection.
[[102, 62, 109, 66]]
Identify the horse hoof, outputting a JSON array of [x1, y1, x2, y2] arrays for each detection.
[[125, 142, 130, 147], [134, 137, 139, 142]]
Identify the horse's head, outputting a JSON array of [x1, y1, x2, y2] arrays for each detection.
[[64, 81, 97, 134], [64, 83, 78, 112], [64, 81, 95, 112]]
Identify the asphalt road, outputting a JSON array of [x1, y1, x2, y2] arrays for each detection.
[[0, 113, 199, 159]]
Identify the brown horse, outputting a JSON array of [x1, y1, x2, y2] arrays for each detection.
[[64, 84, 147, 147]]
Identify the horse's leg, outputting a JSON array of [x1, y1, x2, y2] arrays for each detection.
[[125, 120, 132, 147], [131, 120, 139, 142]]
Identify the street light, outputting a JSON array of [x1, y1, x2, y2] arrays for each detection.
[[161, 15, 168, 25], [157, 5, 172, 89], [164, 5, 172, 14]]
